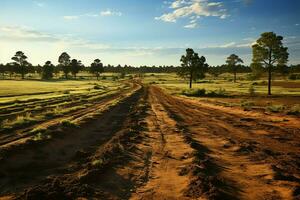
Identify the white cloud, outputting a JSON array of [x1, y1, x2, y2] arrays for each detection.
[[63, 15, 79, 20], [63, 9, 122, 20], [170, 0, 186, 9], [219, 42, 236, 48], [184, 23, 197, 29], [0, 26, 59, 42], [155, 0, 229, 27], [100, 9, 122, 17]]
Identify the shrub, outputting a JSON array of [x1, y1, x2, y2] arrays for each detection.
[[94, 85, 102, 90], [266, 104, 286, 113], [288, 74, 300, 80], [61, 120, 78, 128], [182, 88, 228, 97], [287, 105, 300, 115], [182, 89, 206, 97], [248, 85, 256, 96], [92, 159, 104, 168]]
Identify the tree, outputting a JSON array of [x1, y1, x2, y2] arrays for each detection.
[[0, 63, 4, 78], [252, 32, 289, 95], [11, 51, 30, 79], [276, 64, 289, 77], [90, 59, 104, 80], [42, 61, 55, 80], [70, 59, 82, 78], [178, 48, 208, 88], [250, 62, 264, 79], [58, 52, 71, 79], [226, 54, 243, 83]]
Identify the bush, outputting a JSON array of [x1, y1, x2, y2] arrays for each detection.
[[94, 85, 102, 90], [287, 105, 300, 115], [182, 89, 206, 97], [266, 104, 286, 113], [182, 88, 228, 97], [61, 120, 78, 128], [289, 74, 300, 80]]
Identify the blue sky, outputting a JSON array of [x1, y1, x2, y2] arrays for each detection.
[[0, 0, 299, 66]]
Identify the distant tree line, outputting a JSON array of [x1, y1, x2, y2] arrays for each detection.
[[0, 32, 299, 93], [1, 54, 298, 80]]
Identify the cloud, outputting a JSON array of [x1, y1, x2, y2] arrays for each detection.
[[155, 0, 229, 27], [184, 23, 197, 29], [63, 15, 79, 20], [100, 9, 122, 17], [0, 26, 59, 42], [63, 9, 122, 20]]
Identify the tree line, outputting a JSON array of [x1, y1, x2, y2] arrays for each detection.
[[0, 32, 299, 94]]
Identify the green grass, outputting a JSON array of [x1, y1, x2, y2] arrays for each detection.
[[143, 73, 300, 96], [60, 119, 79, 128], [0, 79, 123, 103], [143, 73, 300, 115], [1, 112, 40, 129]]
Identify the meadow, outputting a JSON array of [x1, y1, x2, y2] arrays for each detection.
[[143, 73, 300, 115]]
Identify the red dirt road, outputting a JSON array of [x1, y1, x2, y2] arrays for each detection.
[[0, 85, 299, 200]]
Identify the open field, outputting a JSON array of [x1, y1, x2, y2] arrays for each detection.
[[0, 76, 299, 200], [144, 73, 300, 116]]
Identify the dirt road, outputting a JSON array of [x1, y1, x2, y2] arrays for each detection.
[[0, 85, 299, 200]]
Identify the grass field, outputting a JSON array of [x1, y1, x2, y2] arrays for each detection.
[[0, 79, 128, 132], [143, 73, 300, 115]]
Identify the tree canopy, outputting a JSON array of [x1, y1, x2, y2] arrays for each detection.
[[58, 52, 71, 79], [178, 48, 208, 88], [226, 54, 243, 82], [252, 32, 289, 95], [90, 59, 104, 80], [11, 51, 31, 79]]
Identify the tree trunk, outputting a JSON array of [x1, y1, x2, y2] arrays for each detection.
[[268, 66, 272, 95], [21, 66, 24, 79], [65, 73, 67, 79], [189, 71, 193, 89], [268, 48, 272, 96]]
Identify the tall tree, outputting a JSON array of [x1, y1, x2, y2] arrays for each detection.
[[11, 51, 29, 79], [178, 48, 208, 88], [58, 52, 71, 79], [250, 62, 264, 79], [42, 61, 55, 80], [0, 63, 4, 78], [252, 32, 289, 95], [226, 54, 243, 83], [70, 59, 82, 78], [90, 59, 104, 80]]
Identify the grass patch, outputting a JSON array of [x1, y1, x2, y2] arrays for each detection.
[[1, 112, 38, 129], [91, 159, 104, 168], [266, 104, 286, 113], [60, 119, 79, 128], [287, 104, 300, 115], [33, 132, 52, 141]]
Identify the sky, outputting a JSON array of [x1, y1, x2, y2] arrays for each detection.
[[0, 0, 300, 66]]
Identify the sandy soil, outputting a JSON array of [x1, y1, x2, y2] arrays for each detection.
[[0, 84, 299, 200]]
